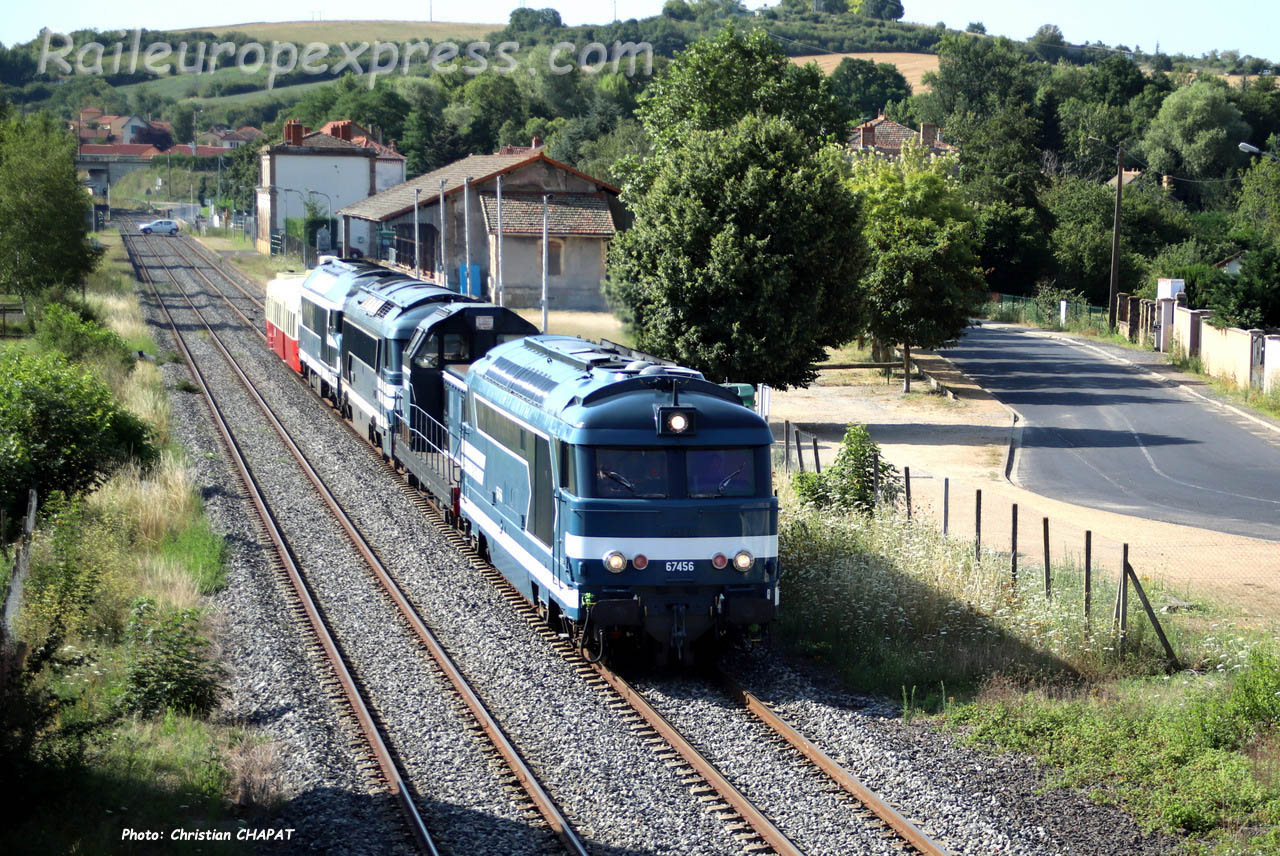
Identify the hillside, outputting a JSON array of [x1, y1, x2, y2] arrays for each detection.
[[177, 20, 499, 43], [789, 52, 940, 92]]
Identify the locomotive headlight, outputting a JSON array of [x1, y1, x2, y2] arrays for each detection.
[[711, 553, 729, 570], [632, 554, 649, 570], [667, 412, 689, 433], [656, 406, 697, 436], [604, 551, 627, 573], [733, 550, 754, 572]]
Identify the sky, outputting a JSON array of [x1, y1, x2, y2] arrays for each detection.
[[5, 1, 1278, 63]]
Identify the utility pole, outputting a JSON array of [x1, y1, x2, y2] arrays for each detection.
[[1107, 142, 1124, 331], [439, 179, 448, 289], [541, 194, 551, 334], [413, 187, 421, 278], [496, 174, 504, 306], [463, 176, 472, 296]]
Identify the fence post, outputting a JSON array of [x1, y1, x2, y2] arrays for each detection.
[[811, 437, 821, 474], [1117, 543, 1129, 658], [974, 489, 982, 560], [903, 466, 911, 519], [1084, 531, 1092, 627], [783, 420, 791, 474], [942, 477, 949, 535], [1042, 517, 1051, 599], [2, 489, 37, 645], [1010, 503, 1018, 583], [1124, 559, 1180, 671], [872, 458, 880, 507], [794, 428, 806, 474]]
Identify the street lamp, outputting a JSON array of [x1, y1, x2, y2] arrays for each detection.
[[1239, 141, 1280, 163]]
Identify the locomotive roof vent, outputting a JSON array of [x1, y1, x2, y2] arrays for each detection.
[[624, 360, 651, 372]]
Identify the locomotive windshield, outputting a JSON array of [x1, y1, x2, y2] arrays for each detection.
[[686, 448, 756, 498], [594, 448, 670, 498], [589, 447, 761, 499]]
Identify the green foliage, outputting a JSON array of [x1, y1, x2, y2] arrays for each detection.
[[122, 597, 223, 717], [1208, 245, 1280, 329], [1141, 80, 1251, 206], [1145, 240, 1232, 306], [1235, 153, 1280, 245], [1043, 176, 1193, 303], [35, 303, 135, 376], [948, 647, 1280, 846], [827, 57, 911, 124], [916, 34, 1040, 123], [0, 114, 103, 305], [969, 198, 1053, 295], [848, 143, 983, 367], [792, 424, 900, 513], [0, 349, 155, 531], [607, 115, 867, 388], [635, 27, 848, 163], [1031, 282, 1088, 328]]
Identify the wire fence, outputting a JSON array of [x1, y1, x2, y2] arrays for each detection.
[[980, 293, 1111, 335]]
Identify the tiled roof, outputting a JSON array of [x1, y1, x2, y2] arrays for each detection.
[[850, 115, 956, 154], [298, 130, 368, 151], [339, 152, 532, 220], [237, 126, 266, 139], [478, 191, 615, 237], [340, 151, 619, 222]]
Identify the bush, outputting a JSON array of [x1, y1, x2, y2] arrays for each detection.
[[793, 424, 901, 513], [122, 597, 223, 717], [35, 302, 135, 375], [0, 349, 156, 534]]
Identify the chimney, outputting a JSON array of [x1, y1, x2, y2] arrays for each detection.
[[1162, 174, 1174, 191], [920, 123, 937, 147], [337, 120, 353, 141], [532, 135, 544, 149], [859, 122, 876, 149], [284, 120, 302, 146]]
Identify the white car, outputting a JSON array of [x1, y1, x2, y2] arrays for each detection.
[[140, 219, 180, 236]]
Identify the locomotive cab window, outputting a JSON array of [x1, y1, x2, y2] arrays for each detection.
[[442, 334, 470, 363], [594, 448, 669, 499], [413, 335, 440, 369], [687, 448, 756, 498]]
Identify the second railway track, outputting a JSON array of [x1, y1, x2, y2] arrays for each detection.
[[127, 223, 954, 856]]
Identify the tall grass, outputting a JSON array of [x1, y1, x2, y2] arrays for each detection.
[[776, 475, 1220, 698]]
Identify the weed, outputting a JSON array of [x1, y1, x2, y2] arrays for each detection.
[[122, 597, 223, 717], [792, 424, 901, 513], [174, 378, 201, 393]]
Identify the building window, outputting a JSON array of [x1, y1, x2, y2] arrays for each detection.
[[542, 239, 563, 276]]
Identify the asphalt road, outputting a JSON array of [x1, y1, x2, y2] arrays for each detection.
[[942, 324, 1280, 541]]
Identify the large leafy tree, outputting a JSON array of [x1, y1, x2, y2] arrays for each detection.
[[916, 34, 1041, 125], [607, 115, 867, 388], [0, 115, 101, 309], [634, 27, 847, 162], [1235, 148, 1280, 244], [1141, 80, 1250, 206], [848, 143, 983, 391], [827, 57, 911, 125], [1209, 245, 1280, 329]]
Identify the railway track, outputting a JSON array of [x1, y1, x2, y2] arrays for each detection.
[[121, 223, 585, 856], [130, 223, 952, 856]]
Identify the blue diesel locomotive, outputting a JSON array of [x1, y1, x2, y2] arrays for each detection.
[[269, 262, 777, 661], [450, 336, 778, 661]]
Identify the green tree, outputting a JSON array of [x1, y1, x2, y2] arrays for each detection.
[[0, 115, 102, 309], [635, 27, 847, 163], [916, 34, 1040, 124], [854, 0, 904, 20], [1141, 80, 1250, 206], [0, 350, 154, 530], [827, 57, 911, 124], [1043, 176, 1193, 303], [1235, 142, 1280, 244], [848, 142, 983, 391], [607, 115, 867, 389], [1208, 245, 1280, 328], [170, 103, 194, 144], [1028, 24, 1067, 62]]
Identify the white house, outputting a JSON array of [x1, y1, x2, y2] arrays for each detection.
[[255, 120, 399, 254]]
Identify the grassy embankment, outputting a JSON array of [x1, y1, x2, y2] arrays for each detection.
[[775, 464, 1279, 856], [1, 230, 274, 854]]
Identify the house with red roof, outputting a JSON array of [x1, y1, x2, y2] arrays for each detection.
[[849, 114, 956, 157], [338, 142, 622, 310]]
